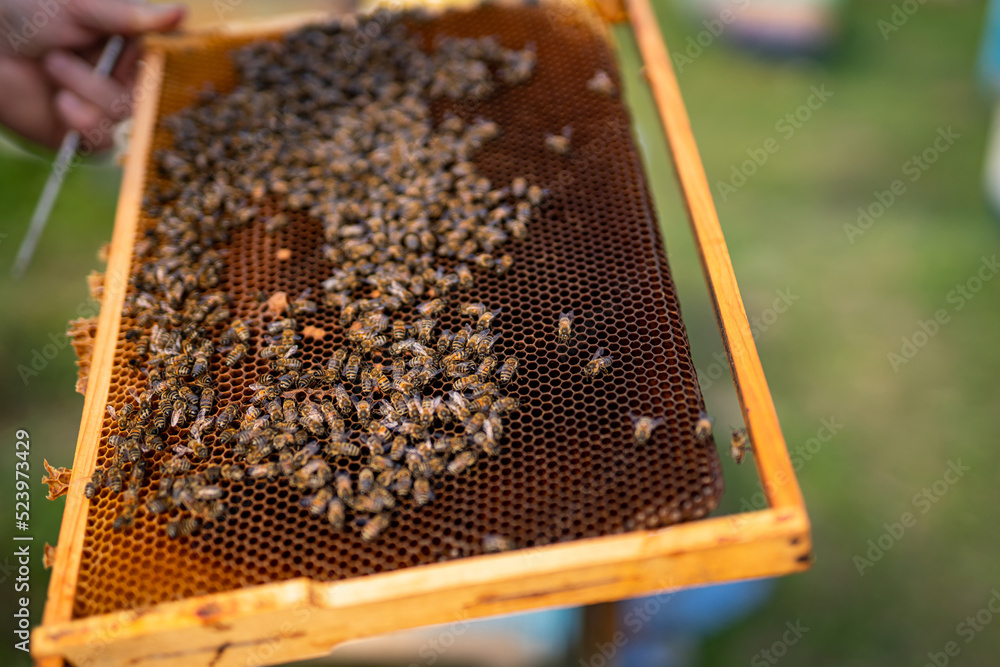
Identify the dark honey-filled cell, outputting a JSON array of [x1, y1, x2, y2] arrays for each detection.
[[72, 3, 723, 619]]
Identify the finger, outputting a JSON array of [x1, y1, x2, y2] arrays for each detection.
[[69, 0, 186, 36], [44, 50, 130, 121], [54, 90, 115, 150], [111, 38, 142, 88]]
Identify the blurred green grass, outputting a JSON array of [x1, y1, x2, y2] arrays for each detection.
[[0, 0, 997, 665]]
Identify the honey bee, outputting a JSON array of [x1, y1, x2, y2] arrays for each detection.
[[195, 485, 223, 500], [477, 432, 502, 457], [456, 264, 473, 289], [199, 386, 215, 415], [510, 176, 528, 197], [221, 463, 245, 482], [191, 351, 210, 377], [299, 402, 326, 434], [417, 299, 444, 317], [334, 471, 353, 501], [260, 343, 296, 359], [271, 357, 302, 371], [146, 497, 170, 514], [216, 404, 239, 430], [334, 385, 354, 415], [529, 185, 545, 206], [476, 308, 500, 330], [392, 320, 410, 342], [452, 326, 472, 352], [361, 513, 389, 541], [368, 420, 394, 443], [326, 348, 347, 379], [130, 459, 147, 484], [389, 436, 408, 461], [84, 469, 104, 499], [369, 454, 395, 472], [464, 412, 487, 435], [356, 467, 375, 495], [320, 400, 343, 433], [223, 343, 247, 367], [305, 486, 333, 517], [497, 357, 518, 384], [167, 516, 201, 539], [413, 477, 432, 505], [447, 450, 477, 475], [369, 366, 391, 394], [106, 466, 123, 492], [695, 411, 714, 440], [544, 126, 572, 154], [113, 510, 135, 531], [416, 317, 437, 343], [247, 462, 279, 479], [630, 414, 666, 445], [229, 319, 250, 342], [584, 347, 614, 378], [328, 431, 361, 458], [353, 395, 373, 425], [390, 467, 413, 496], [476, 333, 501, 357], [344, 352, 361, 382], [731, 427, 749, 464], [469, 395, 493, 413], [452, 375, 480, 392], [557, 311, 573, 344], [461, 302, 487, 318], [508, 219, 528, 241], [587, 69, 616, 97], [495, 255, 513, 275], [266, 318, 296, 335], [482, 534, 515, 553]]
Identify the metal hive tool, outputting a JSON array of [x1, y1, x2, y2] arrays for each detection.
[[71, 2, 724, 620]]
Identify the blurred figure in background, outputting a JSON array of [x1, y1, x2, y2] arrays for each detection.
[[676, 0, 840, 60], [980, 0, 1000, 217], [0, 0, 184, 151]]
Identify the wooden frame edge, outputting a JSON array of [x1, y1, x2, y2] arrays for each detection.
[[33, 507, 809, 666], [38, 49, 164, 633], [624, 0, 807, 515]]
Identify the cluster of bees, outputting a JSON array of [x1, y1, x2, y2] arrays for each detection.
[[86, 12, 734, 550], [85, 15, 562, 544]]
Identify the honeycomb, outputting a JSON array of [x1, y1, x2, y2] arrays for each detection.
[[71, 2, 723, 619]]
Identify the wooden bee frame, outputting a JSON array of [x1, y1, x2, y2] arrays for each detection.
[[33, 1, 810, 665]]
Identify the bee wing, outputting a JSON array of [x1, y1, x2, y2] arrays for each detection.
[[592, 347, 605, 360], [650, 417, 666, 429]]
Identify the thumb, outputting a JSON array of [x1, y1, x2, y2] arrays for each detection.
[[71, 0, 186, 36]]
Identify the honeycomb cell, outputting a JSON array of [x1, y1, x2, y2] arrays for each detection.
[[71, 3, 723, 619]]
